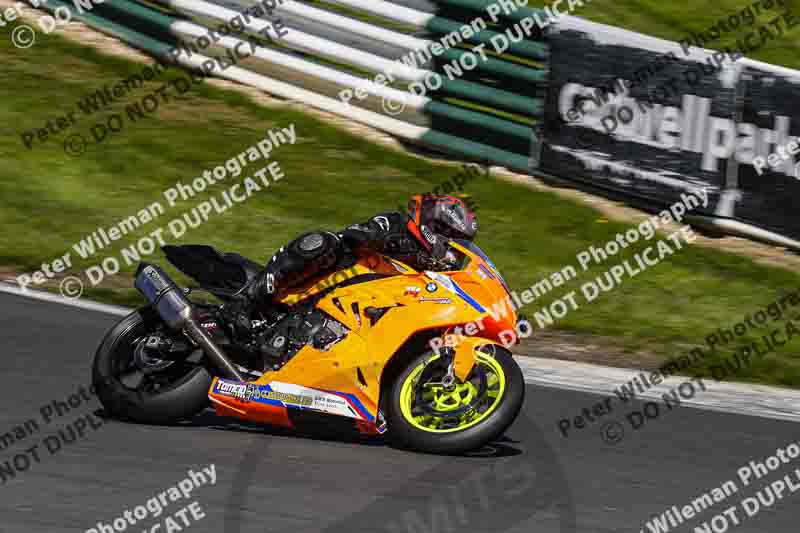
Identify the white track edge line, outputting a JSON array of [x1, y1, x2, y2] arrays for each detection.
[[0, 282, 130, 316]]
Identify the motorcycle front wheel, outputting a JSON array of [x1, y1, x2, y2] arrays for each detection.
[[384, 344, 525, 454]]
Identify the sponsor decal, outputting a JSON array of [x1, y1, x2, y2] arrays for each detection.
[[404, 286, 421, 297], [245, 384, 256, 402], [426, 271, 456, 292], [216, 380, 249, 400], [426, 282, 438, 293], [421, 225, 438, 244], [262, 390, 313, 406], [215, 381, 313, 406], [419, 297, 452, 304], [447, 208, 467, 231], [313, 395, 348, 410], [142, 265, 169, 292], [251, 382, 375, 422]]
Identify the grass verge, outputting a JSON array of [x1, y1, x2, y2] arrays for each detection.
[[1, 19, 799, 388]]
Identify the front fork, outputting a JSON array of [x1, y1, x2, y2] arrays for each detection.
[[440, 336, 490, 382]]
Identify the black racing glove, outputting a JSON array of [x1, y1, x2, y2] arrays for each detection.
[[417, 237, 456, 271], [221, 293, 255, 338], [246, 270, 276, 302]]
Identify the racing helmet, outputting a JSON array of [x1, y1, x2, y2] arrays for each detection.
[[406, 193, 477, 251]]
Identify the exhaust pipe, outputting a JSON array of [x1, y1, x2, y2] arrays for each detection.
[[134, 262, 245, 382]]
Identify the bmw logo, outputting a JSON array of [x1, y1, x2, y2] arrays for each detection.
[[426, 282, 437, 292]]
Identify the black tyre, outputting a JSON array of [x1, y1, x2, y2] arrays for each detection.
[[92, 307, 212, 425], [383, 344, 525, 455]]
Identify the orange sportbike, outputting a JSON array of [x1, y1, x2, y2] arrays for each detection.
[[92, 240, 525, 454]]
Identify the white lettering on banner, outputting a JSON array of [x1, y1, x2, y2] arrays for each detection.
[[558, 82, 798, 176]]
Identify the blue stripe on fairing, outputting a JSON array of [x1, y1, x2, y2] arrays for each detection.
[[450, 278, 486, 313], [479, 263, 496, 279], [315, 388, 375, 421]]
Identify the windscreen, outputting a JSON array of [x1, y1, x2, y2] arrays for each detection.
[[450, 240, 512, 296]]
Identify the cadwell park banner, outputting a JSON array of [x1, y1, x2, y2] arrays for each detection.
[[537, 11, 800, 248]]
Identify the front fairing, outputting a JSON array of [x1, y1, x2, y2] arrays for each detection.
[[423, 241, 518, 343]]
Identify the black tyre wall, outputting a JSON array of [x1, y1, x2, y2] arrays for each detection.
[[92, 307, 212, 425]]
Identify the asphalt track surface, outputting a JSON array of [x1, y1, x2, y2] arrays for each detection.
[[1, 292, 798, 533]]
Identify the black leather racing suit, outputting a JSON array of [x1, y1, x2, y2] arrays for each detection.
[[243, 212, 448, 307]]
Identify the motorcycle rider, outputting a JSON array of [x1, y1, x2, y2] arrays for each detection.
[[238, 193, 478, 314]]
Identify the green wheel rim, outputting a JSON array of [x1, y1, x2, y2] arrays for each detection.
[[399, 351, 507, 434]]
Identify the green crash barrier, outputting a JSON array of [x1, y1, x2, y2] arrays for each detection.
[[433, 0, 548, 26], [421, 129, 531, 172], [425, 101, 533, 142], [37, 0, 179, 58], [31, 0, 541, 164], [434, 77, 543, 117], [425, 16, 548, 61], [438, 47, 549, 86], [87, 0, 545, 117]]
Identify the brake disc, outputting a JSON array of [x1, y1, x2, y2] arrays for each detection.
[[414, 359, 488, 417], [132, 336, 174, 374]]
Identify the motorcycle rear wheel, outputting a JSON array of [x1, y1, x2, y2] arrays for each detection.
[[92, 307, 212, 425], [384, 345, 524, 454]]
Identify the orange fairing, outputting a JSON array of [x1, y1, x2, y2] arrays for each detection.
[[448, 241, 518, 340], [208, 244, 517, 434]]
